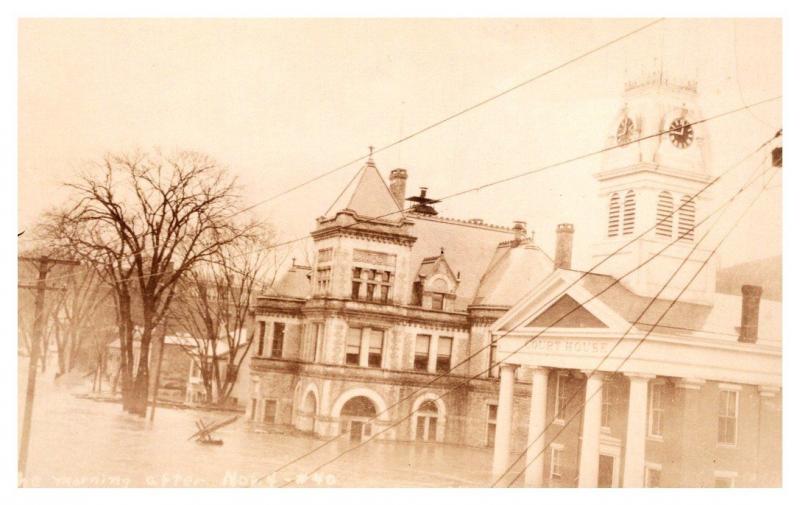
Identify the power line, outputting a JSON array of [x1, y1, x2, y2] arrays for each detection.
[[252, 140, 769, 484], [254, 131, 776, 484], [498, 162, 781, 488], [262, 138, 778, 486], [39, 97, 782, 290], [232, 18, 666, 218]]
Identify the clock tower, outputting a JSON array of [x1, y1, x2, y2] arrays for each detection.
[[591, 71, 717, 305]]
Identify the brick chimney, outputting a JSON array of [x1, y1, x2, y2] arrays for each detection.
[[554, 223, 574, 270], [739, 285, 763, 343], [389, 168, 408, 208]]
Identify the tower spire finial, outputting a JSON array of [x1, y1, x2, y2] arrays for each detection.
[[366, 145, 375, 167]]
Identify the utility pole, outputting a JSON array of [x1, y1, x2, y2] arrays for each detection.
[[18, 255, 79, 484], [149, 317, 167, 421]]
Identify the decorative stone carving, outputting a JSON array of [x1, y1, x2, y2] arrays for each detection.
[[353, 248, 397, 267]]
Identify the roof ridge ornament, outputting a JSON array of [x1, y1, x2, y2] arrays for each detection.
[[366, 145, 375, 167]]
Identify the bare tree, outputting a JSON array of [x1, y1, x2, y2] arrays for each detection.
[[48, 149, 254, 415], [171, 228, 273, 405]]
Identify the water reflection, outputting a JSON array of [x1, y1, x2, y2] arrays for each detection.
[[22, 376, 493, 487]]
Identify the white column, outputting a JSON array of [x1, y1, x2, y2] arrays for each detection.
[[622, 373, 654, 487], [525, 367, 550, 487], [492, 363, 518, 480], [578, 370, 605, 487]]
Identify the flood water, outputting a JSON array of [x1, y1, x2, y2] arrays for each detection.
[[19, 367, 493, 487]]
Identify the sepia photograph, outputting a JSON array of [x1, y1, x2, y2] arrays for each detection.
[[9, 6, 791, 498]]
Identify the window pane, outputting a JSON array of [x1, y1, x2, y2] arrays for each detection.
[[272, 323, 285, 358], [438, 337, 453, 356], [346, 328, 361, 365], [369, 331, 384, 351], [368, 330, 383, 368], [414, 335, 430, 371], [416, 335, 430, 353], [436, 337, 453, 372]]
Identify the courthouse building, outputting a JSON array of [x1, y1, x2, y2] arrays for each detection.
[[247, 73, 782, 487]]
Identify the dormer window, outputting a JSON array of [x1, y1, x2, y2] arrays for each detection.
[[431, 293, 445, 311], [429, 278, 449, 311], [412, 254, 458, 311]]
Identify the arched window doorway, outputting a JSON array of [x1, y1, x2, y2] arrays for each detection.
[[415, 400, 440, 442], [299, 390, 317, 433], [340, 396, 377, 442]]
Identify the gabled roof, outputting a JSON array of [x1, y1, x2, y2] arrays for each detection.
[[416, 252, 458, 284], [328, 160, 403, 221], [493, 268, 781, 345]]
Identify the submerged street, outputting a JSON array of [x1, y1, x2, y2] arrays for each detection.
[[19, 370, 493, 487]]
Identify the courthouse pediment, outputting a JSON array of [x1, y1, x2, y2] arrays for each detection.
[[492, 269, 631, 334], [525, 295, 607, 329]]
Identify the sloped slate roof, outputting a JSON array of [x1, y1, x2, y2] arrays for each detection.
[[264, 265, 312, 299], [326, 161, 403, 221], [473, 242, 554, 307], [716, 255, 781, 301], [408, 215, 523, 311], [577, 272, 781, 344]]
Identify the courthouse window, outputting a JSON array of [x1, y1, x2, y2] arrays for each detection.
[[315, 266, 331, 295], [271, 322, 285, 358], [488, 335, 499, 378], [718, 390, 738, 446], [645, 465, 661, 488], [309, 323, 322, 362], [352, 267, 393, 303], [555, 373, 568, 421], [346, 327, 362, 365], [550, 445, 564, 480], [257, 321, 266, 356], [431, 292, 445, 311], [415, 335, 431, 371], [368, 330, 384, 368], [486, 403, 498, 447], [601, 377, 614, 428], [262, 399, 277, 424], [436, 337, 453, 372], [345, 326, 386, 368], [648, 383, 665, 437]]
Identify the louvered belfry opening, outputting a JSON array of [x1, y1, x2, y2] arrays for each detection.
[[656, 191, 674, 237], [678, 195, 696, 241], [622, 190, 636, 235], [608, 192, 620, 237]]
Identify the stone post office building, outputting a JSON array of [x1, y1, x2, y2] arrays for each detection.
[[246, 75, 782, 487]]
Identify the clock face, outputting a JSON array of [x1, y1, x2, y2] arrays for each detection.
[[616, 117, 635, 145], [669, 118, 694, 149]]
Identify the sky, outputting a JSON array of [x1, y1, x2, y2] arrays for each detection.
[[18, 18, 782, 269]]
